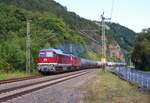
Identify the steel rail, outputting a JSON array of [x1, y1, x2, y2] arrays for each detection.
[[0, 70, 89, 102], [0, 75, 42, 85]]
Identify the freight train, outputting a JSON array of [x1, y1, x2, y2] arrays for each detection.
[[36, 48, 102, 73], [36, 48, 126, 74]]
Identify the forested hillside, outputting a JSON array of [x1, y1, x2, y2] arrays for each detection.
[[0, 0, 137, 72], [0, 0, 136, 47], [0, 0, 98, 30], [107, 23, 136, 51], [0, 4, 85, 71]]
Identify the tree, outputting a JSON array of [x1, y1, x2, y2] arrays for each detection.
[[131, 28, 150, 71]]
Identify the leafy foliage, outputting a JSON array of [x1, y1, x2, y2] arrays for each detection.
[[107, 22, 136, 52], [131, 28, 150, 71], [0, 0, 99, 30], [0, 4, 85, 71], [0, 0, 137, 72]]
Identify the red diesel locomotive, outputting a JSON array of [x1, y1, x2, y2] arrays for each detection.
[[36, 48, 100, 73]]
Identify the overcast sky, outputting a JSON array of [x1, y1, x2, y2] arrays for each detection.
[[55, 0, 150, 32]]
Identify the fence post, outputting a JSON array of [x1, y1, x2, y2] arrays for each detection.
[[130, 71, 131, 81], [119, 67, 120, 74], [127, 69, 128, 80], [127, 69, 129, 80], [148, 77, 150, 89], [146, 76, 148, 88], [141, 74, 143, 87], [126, 69, 127, 80], [131, 71, 132, 81], [129, 69, 130, 81], [136, 73, 138, 83], [133, 72, 134, 81]]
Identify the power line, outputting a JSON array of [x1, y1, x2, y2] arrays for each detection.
[[78, 30, 101, 45]]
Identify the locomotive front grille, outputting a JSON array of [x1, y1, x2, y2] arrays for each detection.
[[38, 64, 56, 72]]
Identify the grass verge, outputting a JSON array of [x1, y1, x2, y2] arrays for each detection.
[[0, 71, 39, 80], [84, 70, 150, 103]]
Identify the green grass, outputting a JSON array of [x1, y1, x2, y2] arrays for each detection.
[[0, 71, 39, 80], [84, 70, 150, 103]]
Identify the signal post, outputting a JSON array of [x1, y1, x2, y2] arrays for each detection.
[[100, 12, 111, 70]]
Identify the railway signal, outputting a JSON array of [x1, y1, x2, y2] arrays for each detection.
[[100, 12, 111, 65]]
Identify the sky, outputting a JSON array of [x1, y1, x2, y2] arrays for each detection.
[[55, 0, 150, 32]]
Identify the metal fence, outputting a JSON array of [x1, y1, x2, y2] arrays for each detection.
[[113, 67, 150, 90]]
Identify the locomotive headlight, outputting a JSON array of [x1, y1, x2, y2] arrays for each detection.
[[44, 58, 47, 62]]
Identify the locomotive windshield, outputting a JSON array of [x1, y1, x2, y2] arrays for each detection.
[[39, 51, 53, 57], [39, 51, 46, 57], [46, 52, 53, 57]]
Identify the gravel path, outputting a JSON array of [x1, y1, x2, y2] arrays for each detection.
[[4, 69, 97, 103]]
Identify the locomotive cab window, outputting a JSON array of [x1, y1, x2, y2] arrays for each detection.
[[39, 51, 46, 57], [46, 52, 53, 57]]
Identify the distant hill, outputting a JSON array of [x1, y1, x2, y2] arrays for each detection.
[[93, 21, 137, 61], [0, 0, 136, 50], [107, 22, 137, 51], [0, 0, 137, 71]]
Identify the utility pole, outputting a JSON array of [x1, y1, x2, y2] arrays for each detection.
[[26, 19, 31, 73], [100, 12, 111, 65]]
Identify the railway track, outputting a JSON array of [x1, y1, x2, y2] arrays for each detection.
[[0, 70, 89, 102], [0, 75, 42, 85]]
